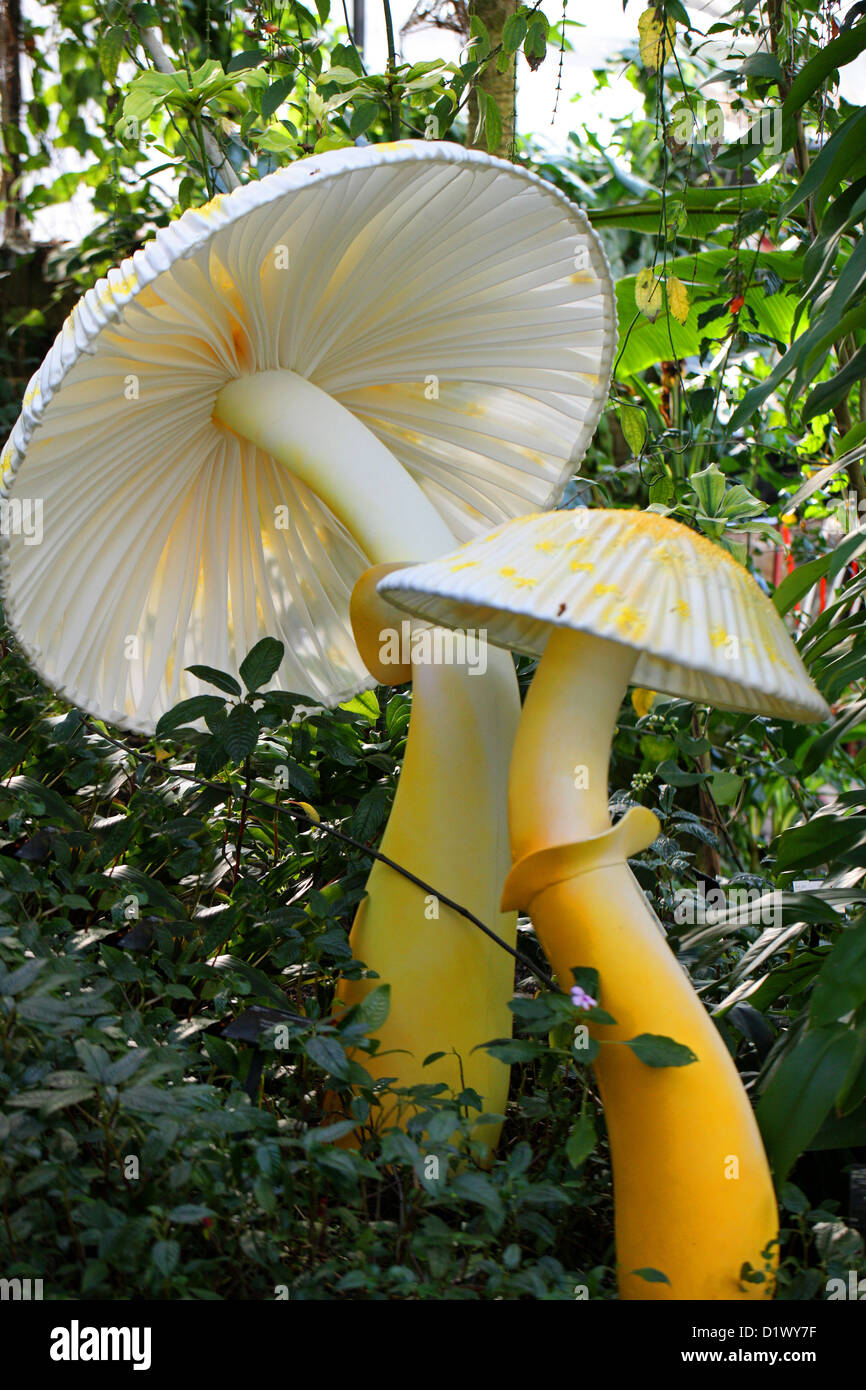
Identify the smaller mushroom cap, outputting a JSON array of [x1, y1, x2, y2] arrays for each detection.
[[377, 509, 830, 724]]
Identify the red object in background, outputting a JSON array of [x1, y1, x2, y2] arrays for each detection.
[[819, 576, 827, 612], [775, 524, 799, 610], [728, 294, 746, 315]]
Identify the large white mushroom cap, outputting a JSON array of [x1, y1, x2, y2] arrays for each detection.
[[377, 508, 831, 724], [0, 141, 615, 732]]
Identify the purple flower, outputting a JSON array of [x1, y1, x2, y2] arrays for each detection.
[[570, 985, 597, 1011]]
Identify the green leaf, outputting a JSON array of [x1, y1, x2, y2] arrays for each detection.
[[484, 90, 502, 153], [239, 638, 285, 692], [468, 14, 491, 60], [502, 11, 527, 52], [773, 527, 865, 616], [689, 464, 726, 516], [757, 1024, 861, 1179], [624, 1033, 698, 1067], [710, 772, 743, 807], [619, 405, 647, 456], [450, 1171, 504, 1219], [226, 49, 268, 74], [222, 703, 260, 762], [305, 1034, 351, 1079], [524, 14, 548, 68], [185, 665, 242, 697], [98, 26, 126, 83], [168, 1204, 214, 1224], [483, 1038, 549, 1062], [347, 786, 388, 842], [304, 1120, 357, 1147], [151, 1239, 180, 1278], [739, 53, 783, 81], [773, 556, 836, 618], [104, 864, 184, 917], [655, 759, 707, 786], [132, 4, 161, 26], [356, 984, 391, 1033], [780, 1182, 810, 1214], [617, 250, 798, 381], [808, 1100, 866, 1150], [4, 776, 83, 829], [565, 1107, 596, 1168], [590, 185, 777, 235], [155, 695, 227, 737], [810, 921, 866, 1028], [195, 736, 231, 778], [781, 21, 866, 138], [262, 76, 295, 119], [340, 689, 380, 722], [632, 1267, 671, 1285], [350, 100, 380, 137], [782, 108, 866, 220], [803, 344, 866, 423]]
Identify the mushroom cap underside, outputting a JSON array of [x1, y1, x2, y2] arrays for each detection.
[[377, 508, 831, 724], [1, 142, 615, 732]]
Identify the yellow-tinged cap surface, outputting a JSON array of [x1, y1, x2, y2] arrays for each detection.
[[378, 509, 830, 723]]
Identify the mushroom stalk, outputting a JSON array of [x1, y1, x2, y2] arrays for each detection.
[[503, 627, 778, 1299], [215, 371, 455, 562], [214, 370, 520, 1145]]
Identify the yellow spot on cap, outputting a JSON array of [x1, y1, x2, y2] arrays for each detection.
[[615, 606, 647, 639], [196, 192, 228, 220], [96, 269, 139, 306]]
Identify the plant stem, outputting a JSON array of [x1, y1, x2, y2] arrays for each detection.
[[381, 0, 400, 140], [194, 107, 215, 198], [138, 26, 240, 189], [232, 754, 252, 883]]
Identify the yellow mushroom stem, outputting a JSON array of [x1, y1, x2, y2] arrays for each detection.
[[502, 626, 778, 1299], [214, 371, 519, 1147]]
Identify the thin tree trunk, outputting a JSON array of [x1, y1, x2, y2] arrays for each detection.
[[467, 0, 517, 158], [0, 0, 22, 243]]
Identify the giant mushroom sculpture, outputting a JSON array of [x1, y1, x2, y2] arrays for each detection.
[[379, 507, 829, 1296], [0, 143, 615, 1144]]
